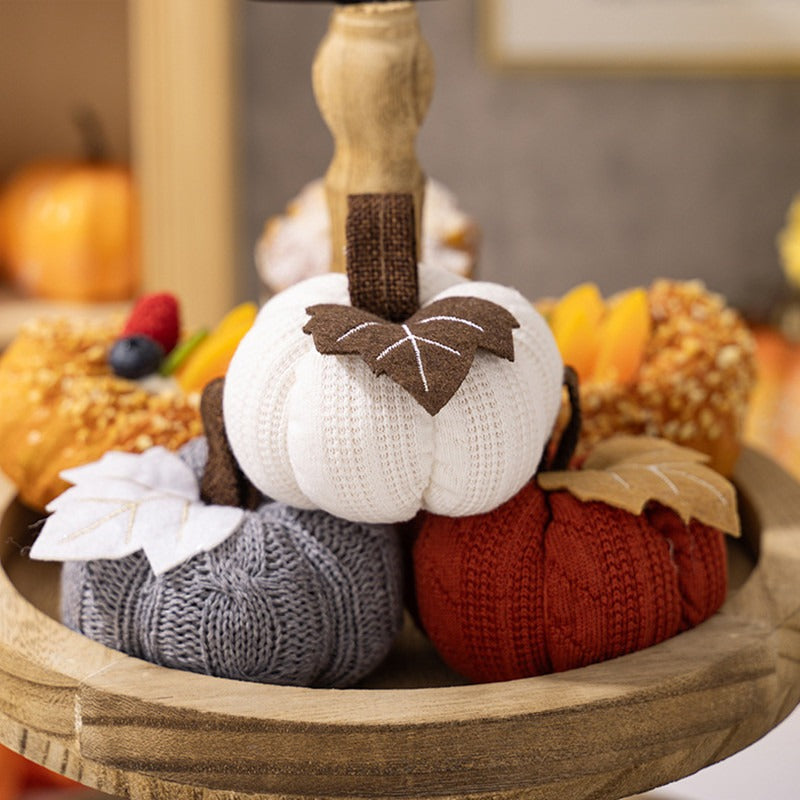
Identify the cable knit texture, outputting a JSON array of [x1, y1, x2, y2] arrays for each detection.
[[224, 262, 564, 523], [413, 483, 728, 683], [60, 438, 405, 688]]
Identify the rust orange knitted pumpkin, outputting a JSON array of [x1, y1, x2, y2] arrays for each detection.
[[413, 436, 740, 683]]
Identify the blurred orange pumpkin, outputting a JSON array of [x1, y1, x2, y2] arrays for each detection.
[[0, 160, 67, 283], [0, 114, 139, 302], [745, 324, 800, 478]]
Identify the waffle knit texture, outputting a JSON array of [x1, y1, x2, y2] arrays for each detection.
[[224, 262, 564, 524], [60, 438, 405, 688], [413, 483, 728, 683]]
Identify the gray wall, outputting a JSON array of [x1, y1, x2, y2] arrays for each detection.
[[242, 0, 800, 318]]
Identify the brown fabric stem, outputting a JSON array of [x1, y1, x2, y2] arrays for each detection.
[[538, 366, 582, 474], [550, 366, 582, 471], [346, 194, 419, 323], [200, 378, 261, 510]]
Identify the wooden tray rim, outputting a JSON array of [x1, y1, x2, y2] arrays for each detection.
[[0, 446, 797, 799]]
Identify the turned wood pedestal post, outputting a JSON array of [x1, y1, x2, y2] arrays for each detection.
[[312, 1, 434, 272]]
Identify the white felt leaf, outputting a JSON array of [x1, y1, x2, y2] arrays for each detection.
[[140, 502, 248, 575], [31, 448, 245, 576], [58, 447, 199, 501], [46, 476, 150, 515], [32, 489, 147, 563]]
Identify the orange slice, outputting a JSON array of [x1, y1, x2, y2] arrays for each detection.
[[176, 302, 258, 393], [549, 283, 605, 382], [591, 288, 650, 385]]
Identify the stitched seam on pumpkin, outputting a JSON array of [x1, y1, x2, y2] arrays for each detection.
[[677, 527, 701, 629], [646, 465, 679, 494], [416, 315, 484, 332], [544, 556, 599, 660], [461, 526, 490, 679], [413, 335, 461, 356], [56, 497, 143, 545], [639, 519, 677, 648], [336, 321, 381, 342], [663, 467, 730, 507], [406, 325, 428, 394], [603, 514, 638, 656], [524, 491, 553, 675], [648, 507, 707, 631], [663, 533, 680, 577], [646, 506, 683, 623], [609, 472, 631, 490], [541, 492, 595, 668], [374, 326, 464, 395]]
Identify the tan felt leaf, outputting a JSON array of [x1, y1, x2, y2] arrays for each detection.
[[537, 435, 740, 537], [304, 297, 519, 415]]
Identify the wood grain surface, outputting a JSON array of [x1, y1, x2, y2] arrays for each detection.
[[0, 447, 797, 800], [312, 2, 434, 273], [129, 0, 240, 330]]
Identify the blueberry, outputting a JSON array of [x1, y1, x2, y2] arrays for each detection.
[[109, 335, 165, 379]]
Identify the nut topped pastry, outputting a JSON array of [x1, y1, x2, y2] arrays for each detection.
[[546, 279, 756, 476], [0, 292, 258, 511], [0, 315, 203, 510]]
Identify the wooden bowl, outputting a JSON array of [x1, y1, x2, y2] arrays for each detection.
[[0, 447, 798, 800]]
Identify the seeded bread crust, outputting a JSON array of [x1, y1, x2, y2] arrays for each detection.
[[0, 316, 202, 510]]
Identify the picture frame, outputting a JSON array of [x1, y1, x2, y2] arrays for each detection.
[[481, 0, 800, 74]]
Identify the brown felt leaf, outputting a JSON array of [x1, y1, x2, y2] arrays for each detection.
[[537, 435, 740, 537], [303, 296, 520, 415]]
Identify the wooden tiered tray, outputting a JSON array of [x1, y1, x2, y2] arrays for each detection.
[[0, 447, 797, 800]]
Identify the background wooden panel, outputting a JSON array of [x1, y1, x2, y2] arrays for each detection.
[[0, 0, 130, 178], [0, 0, 242, 335], [129, 0, 242, 329]]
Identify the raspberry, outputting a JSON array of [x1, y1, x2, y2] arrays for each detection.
[[122, 293, 180, 355]]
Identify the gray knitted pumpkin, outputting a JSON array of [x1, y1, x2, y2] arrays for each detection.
[[55, 438, 404, 688]]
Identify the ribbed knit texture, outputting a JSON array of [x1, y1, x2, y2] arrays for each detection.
[[224, 262, 564, 524], [413, 483, 728, 683], [60, 438, 405, 688]]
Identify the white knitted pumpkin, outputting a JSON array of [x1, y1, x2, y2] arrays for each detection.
[[224, 262, 563, 524]]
